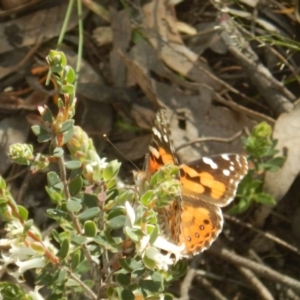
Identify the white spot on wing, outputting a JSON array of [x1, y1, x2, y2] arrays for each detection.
[[223, 169, 230, 176], [149, 145, 159, 158], [163, 134, 169, 143], [152, 127, 161, 139], [203, 157, 218, 169], [221, 154, 230, 160]]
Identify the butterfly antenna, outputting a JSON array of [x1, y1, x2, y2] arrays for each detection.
[[103, 134, 140, 171]]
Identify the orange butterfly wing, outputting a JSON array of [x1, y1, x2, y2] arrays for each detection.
[[144, 109, 248, 256]]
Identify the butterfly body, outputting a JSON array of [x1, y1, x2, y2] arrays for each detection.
[[139, 109, 248, 256]]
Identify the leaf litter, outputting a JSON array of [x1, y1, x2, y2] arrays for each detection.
[[1, 0, 300, 299]]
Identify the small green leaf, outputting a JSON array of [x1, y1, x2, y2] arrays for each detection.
[[41, 106, 53, 124], [140, 278, 162, 293], [61, 84, 75, 95], [0, 282, 27, 298], [118, 190, 135, 203], [46, 208, 67, 220], [107, 286, 115, 299], [124, 227, 143, 243], [103, 164, 114, 181], [65, 160, 81, 170], [131, 268, 145, 278], [84, 220, 97, 237], [229, 198, 252, 215], [107, 208, 124, 219], [31, 125, 45, 136], [78, 207, 100, 221], [57, 269, 67, 283], [63, 66, 75, 83], [23, 219, 33, 233], [66, 199, 82, 213], [106, 178, 117, 189], [118, 259, 133, 272], [83, 193, 98, 208], [107, 215, 126, 229], [65, 278, 80, 288], [63, 127, 74, 144], [255, 193, 276, 205], [69, 168, 82, 181], [45, 186, 65, 204], [68, 176, 83, 196], [93, 234, 111, 247], [59, 120, 74, 133], [168, 260, 188, 281], [17, 205, 28, 221], [103, 160, 121, 181], [48, 50, 67, 66], [163, 294, 174, 300], [140, 190, 154, 206], [75, 259, 90, 273], [120, 289, 135, 300], [152, 271, 163, 284], [37, 134, 51, 143], [53, 147, 64, 157], [71, 234, 86, 245], [116, 273, 131, 286], [58, 239, 69, 260], [142, 254, 156, 270], [47, 172, 61, 187], [71, 251, 81, 270], [0, 176, 6, 189], [148, 225, 159, 244]]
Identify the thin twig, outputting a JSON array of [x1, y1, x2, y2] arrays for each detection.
[[64, 267, 97, 300], [225, 215, 300, 257], [196, 276, 229, 300], [179, 257, 197, 300], [0, 42, 42, 80], [214, 92, 276, 124], [195, 269, 256, 290], [208, 241, 300, 292], [238, 266, 274, 300], [176, 130, 244, 152], [218, 15, 295, 116]]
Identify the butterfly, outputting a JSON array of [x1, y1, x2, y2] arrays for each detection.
[[137, 108, 248, 257]]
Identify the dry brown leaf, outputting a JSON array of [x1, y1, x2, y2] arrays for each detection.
[[1, 0, 30, 10], [141, 0, 219, 88], [93, 27, 113, 47], [109, 8, 132, 87], [130, 104, 156, 130], [166, 106, 250, 163], [264, 107, 300, 202], [114, 134, 151, 161], [0, 2, 87, 55], [119, 51, 160, 108]]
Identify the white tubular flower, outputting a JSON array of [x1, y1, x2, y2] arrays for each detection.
[[9, 244, 36, 260], [11, 257, 46, 281], [138, 235, 150, 253], [99, 157, 108, 169], [124, 201, 185, 264], [145, 247, 173, 271], [153, 236, 185, 262], [6, 220, 23, 236], [124, 201, 136, 227], [1, 240, 36, 269], [28, 286, 45, 300], [124, 201, 149, 254]]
